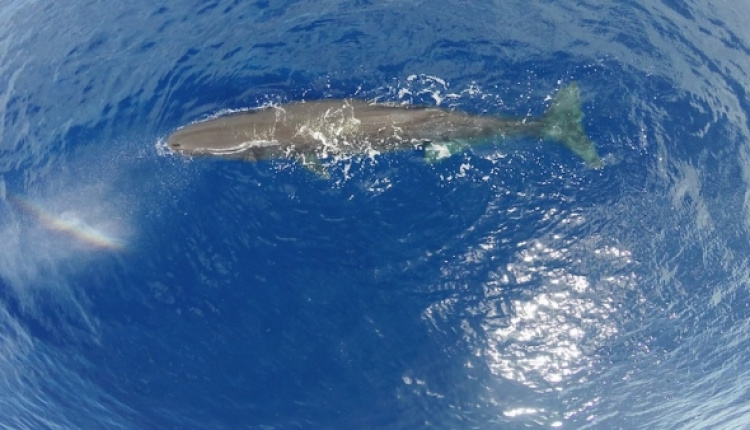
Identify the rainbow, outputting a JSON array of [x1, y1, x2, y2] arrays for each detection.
[[8, 194, 125, 251]]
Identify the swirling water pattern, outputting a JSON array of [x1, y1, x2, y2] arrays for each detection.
[[1, 1, 749, 429]]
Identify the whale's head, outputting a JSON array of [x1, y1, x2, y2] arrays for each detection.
[[166, 117, 275, 161], [168, 124, 244, 157]]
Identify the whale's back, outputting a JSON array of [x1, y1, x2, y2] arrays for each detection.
[[167, 100, 503, 158]]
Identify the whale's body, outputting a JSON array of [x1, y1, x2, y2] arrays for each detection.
[[167, 83, 602, 173]]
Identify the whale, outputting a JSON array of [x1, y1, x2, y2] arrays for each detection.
[[167, 83, 602, 175]]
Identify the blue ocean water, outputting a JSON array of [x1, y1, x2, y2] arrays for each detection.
[[2, 0, 750, 428]]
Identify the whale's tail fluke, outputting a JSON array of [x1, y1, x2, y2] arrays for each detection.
[[422, 83, 602, 167], [541, 83, 603, 168]]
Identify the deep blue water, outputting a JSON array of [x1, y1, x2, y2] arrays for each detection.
[[2, 1, 750, 429]]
